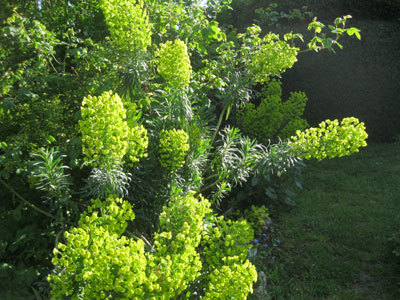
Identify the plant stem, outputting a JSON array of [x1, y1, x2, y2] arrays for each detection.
[[298, 48, 313, 54], [203, 173, 219, 182], [126, 230, 153, 250], [196, 176, 224, 195], [201, 105, 228, 177], [209, 104, 227, 147], [0, 178, 57, 220]]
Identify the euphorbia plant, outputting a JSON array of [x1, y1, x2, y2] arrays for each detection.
[[53, 1, 366, 296], [1, 0, 369, 298]]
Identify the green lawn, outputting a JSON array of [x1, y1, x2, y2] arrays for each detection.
[[262, 143, 400, 299]]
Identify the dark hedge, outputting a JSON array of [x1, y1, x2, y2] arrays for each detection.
[[218, 1, 400, 142], [281, 19, 400, 142]]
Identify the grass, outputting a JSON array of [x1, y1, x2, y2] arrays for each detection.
[[257, 143, 400, 299]]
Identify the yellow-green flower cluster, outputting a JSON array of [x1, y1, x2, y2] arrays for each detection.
[[149, 193, 212, 298], [201, 217, 257, 299], [79, 91, 148, 168], [237, 80, 308, 143], [249, 33, 299, 83], [100, 0, 151, 52], [159, 129, 189, 171], [279, 91, 309, 138], [242, 205, 270, 236], [205, 257, 257, 299], [237, 98, 282, 142], [156, 40, 192, 88], [289, 117, 368, 160], [48, 193, 258, 299], [48, 196, 150, 299], [202, 217, 254, 266], [126, 125, 148, 166]]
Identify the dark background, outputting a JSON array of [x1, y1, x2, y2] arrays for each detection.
[[220, 0, 400, 142]]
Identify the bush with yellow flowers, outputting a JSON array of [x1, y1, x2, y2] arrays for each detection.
[[249, 33, 299, 84], [48, 193, 257, 299]]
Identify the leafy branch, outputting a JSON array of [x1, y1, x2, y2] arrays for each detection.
[[0, 177, 57, 220], [301, 15, 361, 53]]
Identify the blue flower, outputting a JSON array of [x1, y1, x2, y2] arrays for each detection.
[[263, 243, 268, 248], [253, 239, 259, 244], [262, 233, 268, 238]]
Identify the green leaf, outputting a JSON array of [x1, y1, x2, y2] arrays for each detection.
[[295, 180, 303, 189], [225, 106, 231, 120], [334, 17, 343, 26], [12, 207, 22, 222], [265, 187, 277, 200], [2, 98, 15, 112], [284, 197, 296, 206], [4, 26, 19, 37], [346, 27, 361, 40], [46, 136, 56, 144], [335, 41, 343, 50], [31, 287, 43, 300], [294, 33, 304, 42], [322, 38, 334, 50]]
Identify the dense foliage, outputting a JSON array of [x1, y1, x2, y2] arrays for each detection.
[[49, 194, 257, 299], [101, 0, 151, 52], [236, 79, 308, 143], [0, 0, 367, 298]]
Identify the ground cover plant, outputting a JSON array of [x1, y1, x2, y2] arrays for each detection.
[[0, 0, 367, 298], [252, 143, 400, 299]]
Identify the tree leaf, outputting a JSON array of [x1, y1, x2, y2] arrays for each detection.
[[265, 187, 277, 199], [12, 207, 22, 222]]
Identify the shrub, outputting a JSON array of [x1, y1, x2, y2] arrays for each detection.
[[249, 33, 299, 84], [1, 1, 367, 298], [242, 205, 271, 236]]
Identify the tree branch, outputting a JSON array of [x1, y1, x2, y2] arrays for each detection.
[[0, 178, 57, 220]]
